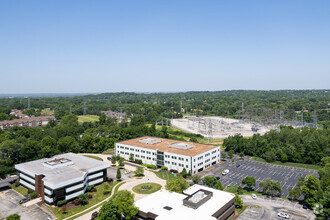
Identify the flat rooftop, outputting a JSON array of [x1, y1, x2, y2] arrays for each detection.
[[116, 136, 219, 157], [15, 153, 109, 188], [134, 185, 235, 220]]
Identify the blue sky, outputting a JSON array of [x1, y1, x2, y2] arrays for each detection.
[[0, 0, 329, 93]]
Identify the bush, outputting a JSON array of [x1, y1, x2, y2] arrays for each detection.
[[57, 200, 67, 207], [134, 159, 143, 164], [170, 169, 178, 173], [30, 191, 37, 199], [27, 189, 34, 194], [161, 166, 168, 171], [14, 180, 20, 187], [143, 164, 156, 169], [78, 194, 89, 205], [73, 198, 80, 206], [6, 214, 20, 220], [87, 185, 95, 192]]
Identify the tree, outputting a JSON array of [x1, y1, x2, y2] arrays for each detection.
[[228, 150, 234, 159], [221, 152, 227, 160], [215, 181, 224, 190], [289, 188, 301, 201], [6, 214, 20, 220], [116, 168, 121, 180], [181, 168, 188, 178], [192, 175, 201, 184], [96, 199, 120, 220], [242, 176, 256, 190], [189, 137, 197, 143], [203, 176, 218, 187], [166, 177, 189, 193], [111, 157, 117, 166], [129, 153, 134, 161], [111, 190, 138, 220], [235, 194, 243, 208], [301, 175, 323, 207], [99, 113, 106, 125], [130, 115, 145, 127], [264, 151, 276, 162], [239, 152, 245, 159], [135, 167, 144, 176], [57, 136, 79, 153], [119, 158, 125, 168], [259, 179, 282, 197]]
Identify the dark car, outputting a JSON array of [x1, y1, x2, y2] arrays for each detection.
[[107, 157, 111, 161], [303, 204, 308, 209], [236, 164, 240, 167], [19, 198, 29, 204], [213, 176, 221, 180]]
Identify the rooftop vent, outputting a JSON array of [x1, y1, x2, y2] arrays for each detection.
[[188, 191, 206, 203], [139, 138, 161, 145], [169, 142, 193, 150], [163, 206, 173, 211], [43, 158, 73, 169]]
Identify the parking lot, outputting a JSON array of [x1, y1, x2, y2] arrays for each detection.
[[0, 189, 54, 220], [202, 158, 319, 197]]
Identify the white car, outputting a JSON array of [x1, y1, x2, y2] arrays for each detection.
[[277, 212, 290, 219], [251, 194, 257, 199], [222, 169, 229, 175], [124, 170, 130, 174]]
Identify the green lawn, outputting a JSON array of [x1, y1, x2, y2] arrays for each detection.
[[48, 181, 117, 220], [250, 157, 321, 170], [152, 171, 180, 180], [41, 109, 54, 115], [132, 183, 162, 194], [66, 181, 125, 220], [84, 155, 103, 161], [102, 148, 114, 155], [10, 184, 28, 196], [77, 115, 99, 123]]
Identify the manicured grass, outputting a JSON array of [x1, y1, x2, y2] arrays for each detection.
[[10, 184, 28, 196], [102, 148, 114, 155], [152, 171, 180, 180], [77, 115, 99, 123], [250, 157, 321, 170], [84, 155, 103, 161], [48, 181, 117, 220], [66, 181, 126, 220], [216, 169, 224, 174], [132, 183, 162, 194], [41, 109, 54, 115]]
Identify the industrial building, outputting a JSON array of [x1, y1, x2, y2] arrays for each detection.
[[115, 136, 220, 174], [15, 153, 109, 204], [134, 184, 235, 220]]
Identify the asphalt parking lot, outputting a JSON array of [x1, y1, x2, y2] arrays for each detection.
[[202, 158, 319, 197], [0, 189, 54, 220]]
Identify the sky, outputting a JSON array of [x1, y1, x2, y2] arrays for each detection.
[[0, 0, 329, 94]]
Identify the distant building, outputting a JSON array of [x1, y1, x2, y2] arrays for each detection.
[[0, 116, 55, 130], [100, 110, 126, 122], [9, 109, 28, 118], [15, 153, 110, 204], [115, 136, 220, 174], [134, 184, 235, 220]]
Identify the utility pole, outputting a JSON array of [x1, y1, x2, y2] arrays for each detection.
[[313, 109, 317, 128], [83, 102, 87, 115], [27, 97, 31, 109], [69, 105, 72, 114]]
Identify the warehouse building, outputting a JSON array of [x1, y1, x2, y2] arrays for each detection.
[[15, 153, 109, 204], [135, 184, 235, 220], [115, 136, 220, 174]]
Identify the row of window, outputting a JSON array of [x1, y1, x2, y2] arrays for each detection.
[[164, 161, 189, 168], [118, 146, 156, 155]]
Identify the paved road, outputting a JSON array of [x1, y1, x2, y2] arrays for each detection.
[[238, 195, 315, 220]]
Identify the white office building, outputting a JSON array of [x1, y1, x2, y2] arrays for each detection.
[[15, 153, 110, 204], [115, 136, 221, 174]]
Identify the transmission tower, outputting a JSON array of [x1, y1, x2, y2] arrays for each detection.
[[83, 102, 87, 115], [313, 109, 317, 128], [27, 97, 31, 109], [69, 105, 72, 114]]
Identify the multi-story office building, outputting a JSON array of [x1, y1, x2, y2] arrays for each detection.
[[15, 153, 109, 204], [135, 184, 235, 220], [115, 136, 220, 174]]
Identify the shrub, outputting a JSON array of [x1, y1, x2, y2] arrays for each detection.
[[134, 159, 143, 164], [14, 180, 20, 187], [27, 189, 34, 194], [73, 198, 80, 206], [78, 194, 89, 205], [6, 214, 20, 220], [143, 164, 156, 169], [30, 191, 37, 199], [87, 185, 95, 192], [170, 169, 178, 173], [57, 200, 67, 207], [161, 166, 168, 171]]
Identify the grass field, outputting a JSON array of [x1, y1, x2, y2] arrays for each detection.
[[132, 183, 161, 194], [84, 155, 103, 161], [152, 171, 180, 180], [41, 109, 54, 115], [250, 157, 321, 170], [77, 115, 99, 123]]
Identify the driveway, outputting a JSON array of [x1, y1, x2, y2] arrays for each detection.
[[238, 195, 315, 220], [0, 189, 54, 220]]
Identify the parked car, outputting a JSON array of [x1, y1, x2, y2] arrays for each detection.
[[277, 212, 290, 219], [222, 169, 229, 175], [251, 194, 257, 199], [107, 157, 111, 161], [236, 164, 240, 167], [213, 176, 221, 180], [19, 198, 29, 204], [303, 204, 308, 209], [124, 170, 130, 174]]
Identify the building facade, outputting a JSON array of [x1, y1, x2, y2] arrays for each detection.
[[15, 153, 109, 204], [0, 115, 55, 130], [115, 136, 220, 174]]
